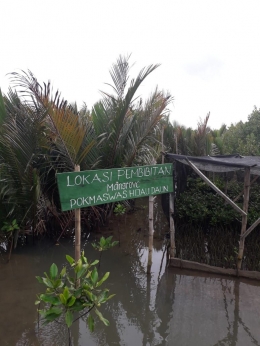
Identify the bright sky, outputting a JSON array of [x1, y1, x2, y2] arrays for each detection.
[[1, 0, 260, 129]]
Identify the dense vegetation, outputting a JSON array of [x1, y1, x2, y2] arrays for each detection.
[[1, 54, 260, 261]]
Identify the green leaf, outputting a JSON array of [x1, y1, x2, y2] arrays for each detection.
[[65, 310, 73, 328], [90, 260, 99, 267], [106, 236, 113, 243], [63, 287, 70, 302], [102, 318, 110, 326], [40, 294, 61, 305], [96, 290, 108, 305], [67, 296, 76, 307], [66, 255, 75, 265], [75, 259, 83, 273], [100, 237, 106, 247], [68, 276, 75, 285], [96, 272, 110, 287], [59, 294, 67, 305], [87, 314, 95, 332], [95, 308, 109, 326], [81, 252, 87, 264], [60, 266, 66, 277], [91, 268, 98, 286], [53, 279, 63, 289], [35, 300, 41, 305], [43, 313, 61, 324], [106, 294, 116, 301], [35, 276, 43, 284], [76, 265, 87, 279], [41, 307, 62, 324], [44, 307, 63, 316], [42, 277, 54, 288], [71, 299, 85, 312], [85, 290, 94, 302], [50, 263, 58, 279]]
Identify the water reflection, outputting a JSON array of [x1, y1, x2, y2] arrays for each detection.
[[1, 198, 260, 345]]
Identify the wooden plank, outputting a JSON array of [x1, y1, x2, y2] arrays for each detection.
[[57, 163, 173, 211], [170, 258, 260, 281], [185, 158, 246, 216]]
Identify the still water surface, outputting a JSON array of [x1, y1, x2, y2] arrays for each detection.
[[1, 198, 260, 346]]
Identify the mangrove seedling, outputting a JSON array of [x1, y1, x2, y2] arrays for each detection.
[[92, 236, 119, 267], [35, 252, 115, 346], [1, 219, 19, 262], [113, 203, 126, 246]]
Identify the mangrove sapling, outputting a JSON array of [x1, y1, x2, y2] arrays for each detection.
[[1, 219, 19, 262], [113, 203, 126, 246], [35, 252, 115, 346], [92, 236, 119, 268]]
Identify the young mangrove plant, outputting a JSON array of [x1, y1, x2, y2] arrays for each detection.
[[35, 252, 114, 346], [92, 236, 119, 267], [1, 219, 19, 262], [113, 203, 126, 246]]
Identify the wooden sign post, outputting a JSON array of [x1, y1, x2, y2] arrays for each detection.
[[56, 163, 174, 274], [74, 165, 81, 263]]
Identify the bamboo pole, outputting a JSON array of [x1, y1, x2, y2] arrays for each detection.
[[185, 158, 246, 217], [241, 216, 260, 240], [237, 167, 251, 270], [147, 195, 154, 274], [75, 165, 81, 263], [169, 192, 176, 258], [161, 125, 164, 164], [233, 175, 258, 203]]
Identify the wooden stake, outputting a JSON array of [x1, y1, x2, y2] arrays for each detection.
[[161, 125, 164, 164], [74, 165, 81, 263], [237, 167, 250, 270], [169, 192, 176, 258], [147, 195, 154, 274], [241, 216, 260, 240], [233, 175, 258, 203]]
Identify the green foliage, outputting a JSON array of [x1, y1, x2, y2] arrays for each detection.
[[113, 203, 126, 216], [92, 236, 119, 252], [0, 56, 172, 241], [175, 177, 239, 226], [92, 55, 172, 168], [0, 219, 20, 252], [175, 174, 260, 229], [163, 113, 225, 156], [222, 107, 260, 155], [35, 252, 114, 332], [1, 219, 19, 233]]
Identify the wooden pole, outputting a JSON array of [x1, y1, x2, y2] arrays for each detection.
[[75, 165, 81, 263], [233, 175, 258, 203], [237, 167, 251, 270], [147, 195, 154, 274], [169, 192, 176, 258], [161, 125, 164, 164], [241, 216, 260, 240]]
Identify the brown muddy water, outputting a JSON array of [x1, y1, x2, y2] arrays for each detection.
[[1, 197, 260, 346]]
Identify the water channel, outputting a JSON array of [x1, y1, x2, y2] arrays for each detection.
[[1, 197, 260, 346]]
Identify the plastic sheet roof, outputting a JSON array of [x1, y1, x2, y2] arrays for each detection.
[[165, 154, 260, 175]]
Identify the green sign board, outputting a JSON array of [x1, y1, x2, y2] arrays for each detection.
[[56, 163, 173, 211]]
